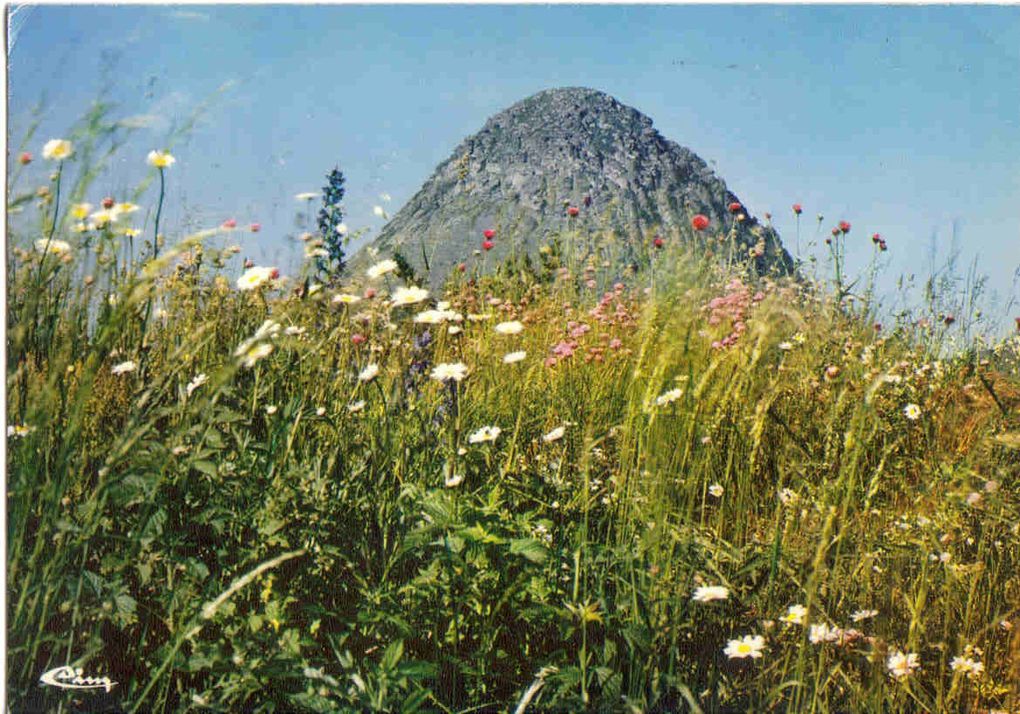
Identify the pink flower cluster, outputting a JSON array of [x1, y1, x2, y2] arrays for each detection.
[[704, 279, 765, 349], [585, 334, 627, 363], [546, 340, 579, 367], [567, 321, 591, 339], [546, 317, 631, 366], [545, 283, 637, 367], [589, 283, 637, 328], [544, 323, 590, 366]]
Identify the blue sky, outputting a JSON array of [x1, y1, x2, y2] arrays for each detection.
[[8, 4, 1020, 324]]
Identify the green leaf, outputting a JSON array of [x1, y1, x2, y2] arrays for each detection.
[[192, 460, 217, 476], [676, 682, 705, 714], [187, 558, 210, 580], [259, 517, 285, 537], [599, 670, 622, 703], [460, 522, 504, 544], [136, 562, 152, 586], [187, 651, 217, 672], [381, 640, 404, 671], [397, 661, 436, 678], [444, 535, 465, 554], [113, 593, 138, 626], [621, 623, 651, 655], [400, 687, 430, 714], [215, 408, 249, 423], [510, 538, 548, 563]]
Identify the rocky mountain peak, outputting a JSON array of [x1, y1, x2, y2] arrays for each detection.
[[355, 87, 791, 284]]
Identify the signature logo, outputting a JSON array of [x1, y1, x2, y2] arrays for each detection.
[[39, 666, 117, 693]]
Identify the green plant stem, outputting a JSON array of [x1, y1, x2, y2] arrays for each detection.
[[35, 161, 65, 282], [152, 167, 165, 260]]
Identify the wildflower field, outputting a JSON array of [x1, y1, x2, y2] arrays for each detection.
[[6, 127, 1020, 713]]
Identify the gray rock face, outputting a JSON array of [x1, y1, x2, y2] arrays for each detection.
[[355, 87, 792, 285]]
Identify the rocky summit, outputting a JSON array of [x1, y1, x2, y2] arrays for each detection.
[[356, 87, 792, 285]]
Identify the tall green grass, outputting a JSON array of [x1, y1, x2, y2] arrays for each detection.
[[6, 124, 1020, 713]]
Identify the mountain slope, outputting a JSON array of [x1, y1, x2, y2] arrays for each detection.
[[355, 87, 792, 284]]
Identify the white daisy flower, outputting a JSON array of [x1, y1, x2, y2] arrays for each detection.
[[35, 239, 72, 256], [111, 360, 138, 375], [468, 426, 501, 444], [723, 635, 765, 660], [431, 362, 469, 383], [494, 320, 524, 335], [366, 259, 398, 280], [691, 585, 729, 603], [780, 604, 807, 625], [237, 266, 276, 291], [543, 426, 566, 443], [186, 373, 208, 397], [390, 286, 429, 307], [237, 343, 273, 368], [43, 139, 74, 161], [655, 388, 683, 406], [146, 149, 175, 168], [886, 650, 920, 680]]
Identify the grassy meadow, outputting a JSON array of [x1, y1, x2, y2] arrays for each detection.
[[6, 126, 1020, 713]]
